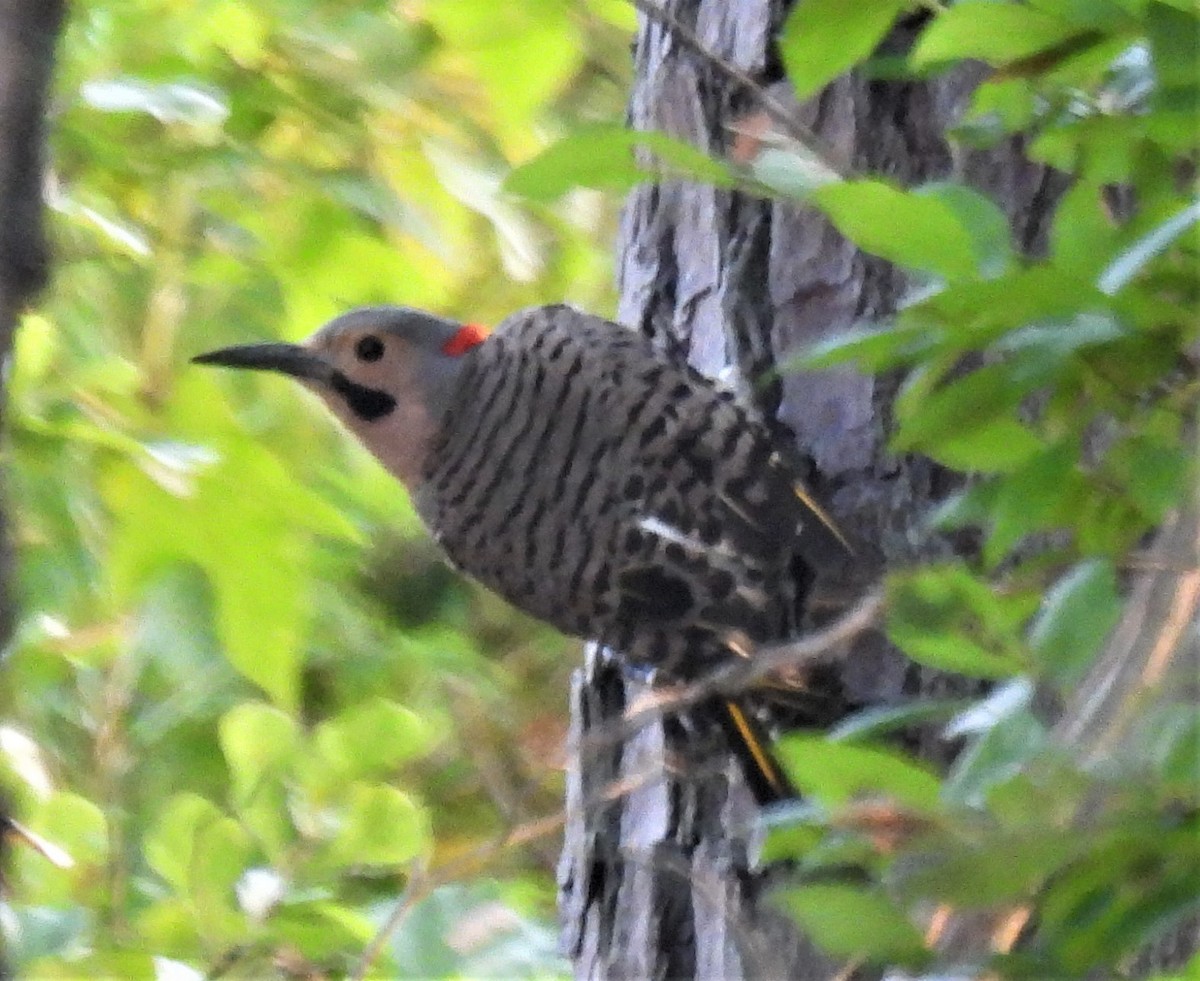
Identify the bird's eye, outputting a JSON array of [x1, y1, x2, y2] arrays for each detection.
[[355, 335, 385, 362]]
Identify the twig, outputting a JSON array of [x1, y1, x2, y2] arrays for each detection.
[[627, 0, 850, 178], [575, 587, 884, 762]]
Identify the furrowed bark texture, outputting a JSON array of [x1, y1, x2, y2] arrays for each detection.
[[558, 1, 1069, 978], [0, 1, 66, 977], [0, 0, 63, 644]]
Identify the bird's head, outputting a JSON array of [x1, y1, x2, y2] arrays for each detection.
[[193, 305, 486, 486]]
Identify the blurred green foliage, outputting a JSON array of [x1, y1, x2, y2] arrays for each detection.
[[3, 0, 632, 976], [781, 2, 1197, 976]]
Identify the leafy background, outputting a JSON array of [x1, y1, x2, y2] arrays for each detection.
[[4, 1, 635, 976], [2, 0, 1198, 978]]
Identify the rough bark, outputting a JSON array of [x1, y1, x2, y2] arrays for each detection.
[[558, 2, 1197, 978], [557, 1, 1067, 978], [0, 1, 66, 976]]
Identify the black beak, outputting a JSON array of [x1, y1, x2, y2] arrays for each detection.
[[191, 342, 332, 383]]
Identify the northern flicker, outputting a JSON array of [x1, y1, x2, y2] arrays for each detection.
[[194, 304, 848, 803]]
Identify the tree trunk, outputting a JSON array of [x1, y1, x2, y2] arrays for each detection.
[[558, 1, 1070, 977], [0, 1, 66, 976], [0, 0, 63, 634]]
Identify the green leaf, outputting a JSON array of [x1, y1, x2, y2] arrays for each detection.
[[921, 416, 1045, 473], [326, 783, 429, 867], [1147, 0, 1200, 90], [780, 0, 906, 100], [773, 884, 927, 963], [903, 266, 1104, 352], [776, 735, 943, 811], [943, 710, 1047, 809], [1028, 559, 1120, 687], [105, 373, 364, 710], [1106, 434, 1190, 522], [189, 814, 254, 944], [1039, 828, 1200, 975], [887, 565, 1032, 679], [12, 793, 108, 906], [811, 180, 979, 280], [829, 698, 973, 743], [145, 793, 225, 892], [1098, 198, 1200, 295], [983, 440, 1090, 566], [1051, 179, 1120, 275], [798, 321, 941, 372], [893, 827, 1080, 905], [24, 951, 158, 979], [504, 125, 735, 202], [219, 702, 299, 802], [273, 901, 377, 963], [916, 183, 1014, 277], [81, 77, 229, 127], [893, 360, 1054, 455], [961, 78, 1038, 140], [912, 2, 1085, 67], [759, 814, 824, 864], [314, 697, 431, 778], [424, 0, 583, 128]]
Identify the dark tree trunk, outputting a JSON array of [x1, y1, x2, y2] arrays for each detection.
[[0, 0, 63, 638], [0, 1, 66, 975], [557, 1, 1070, 978]]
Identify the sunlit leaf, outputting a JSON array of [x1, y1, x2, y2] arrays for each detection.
[[780, 0, 906, 100], [1028, 559, 1121, 688], [82, 78, 229, 127], [219, 702, 299, 802], [811, 180, 979, 280], [776, 735, 943, 812], [145, 794, 225, 893], [887, 565, 1031, 679], [12, 793, 107, 907], [314, 697, 431, 779], [913, 2, 1086, 67], [505, 126, 735, 201], [1098, 198, 1200, 295], [773, 884, 927, 963], [326, 782, 429, 867]]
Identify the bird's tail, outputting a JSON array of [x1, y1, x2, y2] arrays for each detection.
[[712, 697, 796, 805]]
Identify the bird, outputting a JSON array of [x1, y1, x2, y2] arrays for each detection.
[[193, 304, 850, 804]]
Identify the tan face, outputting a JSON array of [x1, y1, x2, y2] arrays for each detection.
[[193, 305, 466, 492], [302, 323, 441, 490], [305, 322, 403, 397]]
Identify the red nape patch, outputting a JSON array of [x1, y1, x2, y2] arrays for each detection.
[[442, 323, 488, 357]]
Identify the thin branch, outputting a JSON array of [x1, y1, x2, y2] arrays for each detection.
[[580, 587, 884, 760], [627, 0, 851, 178]]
